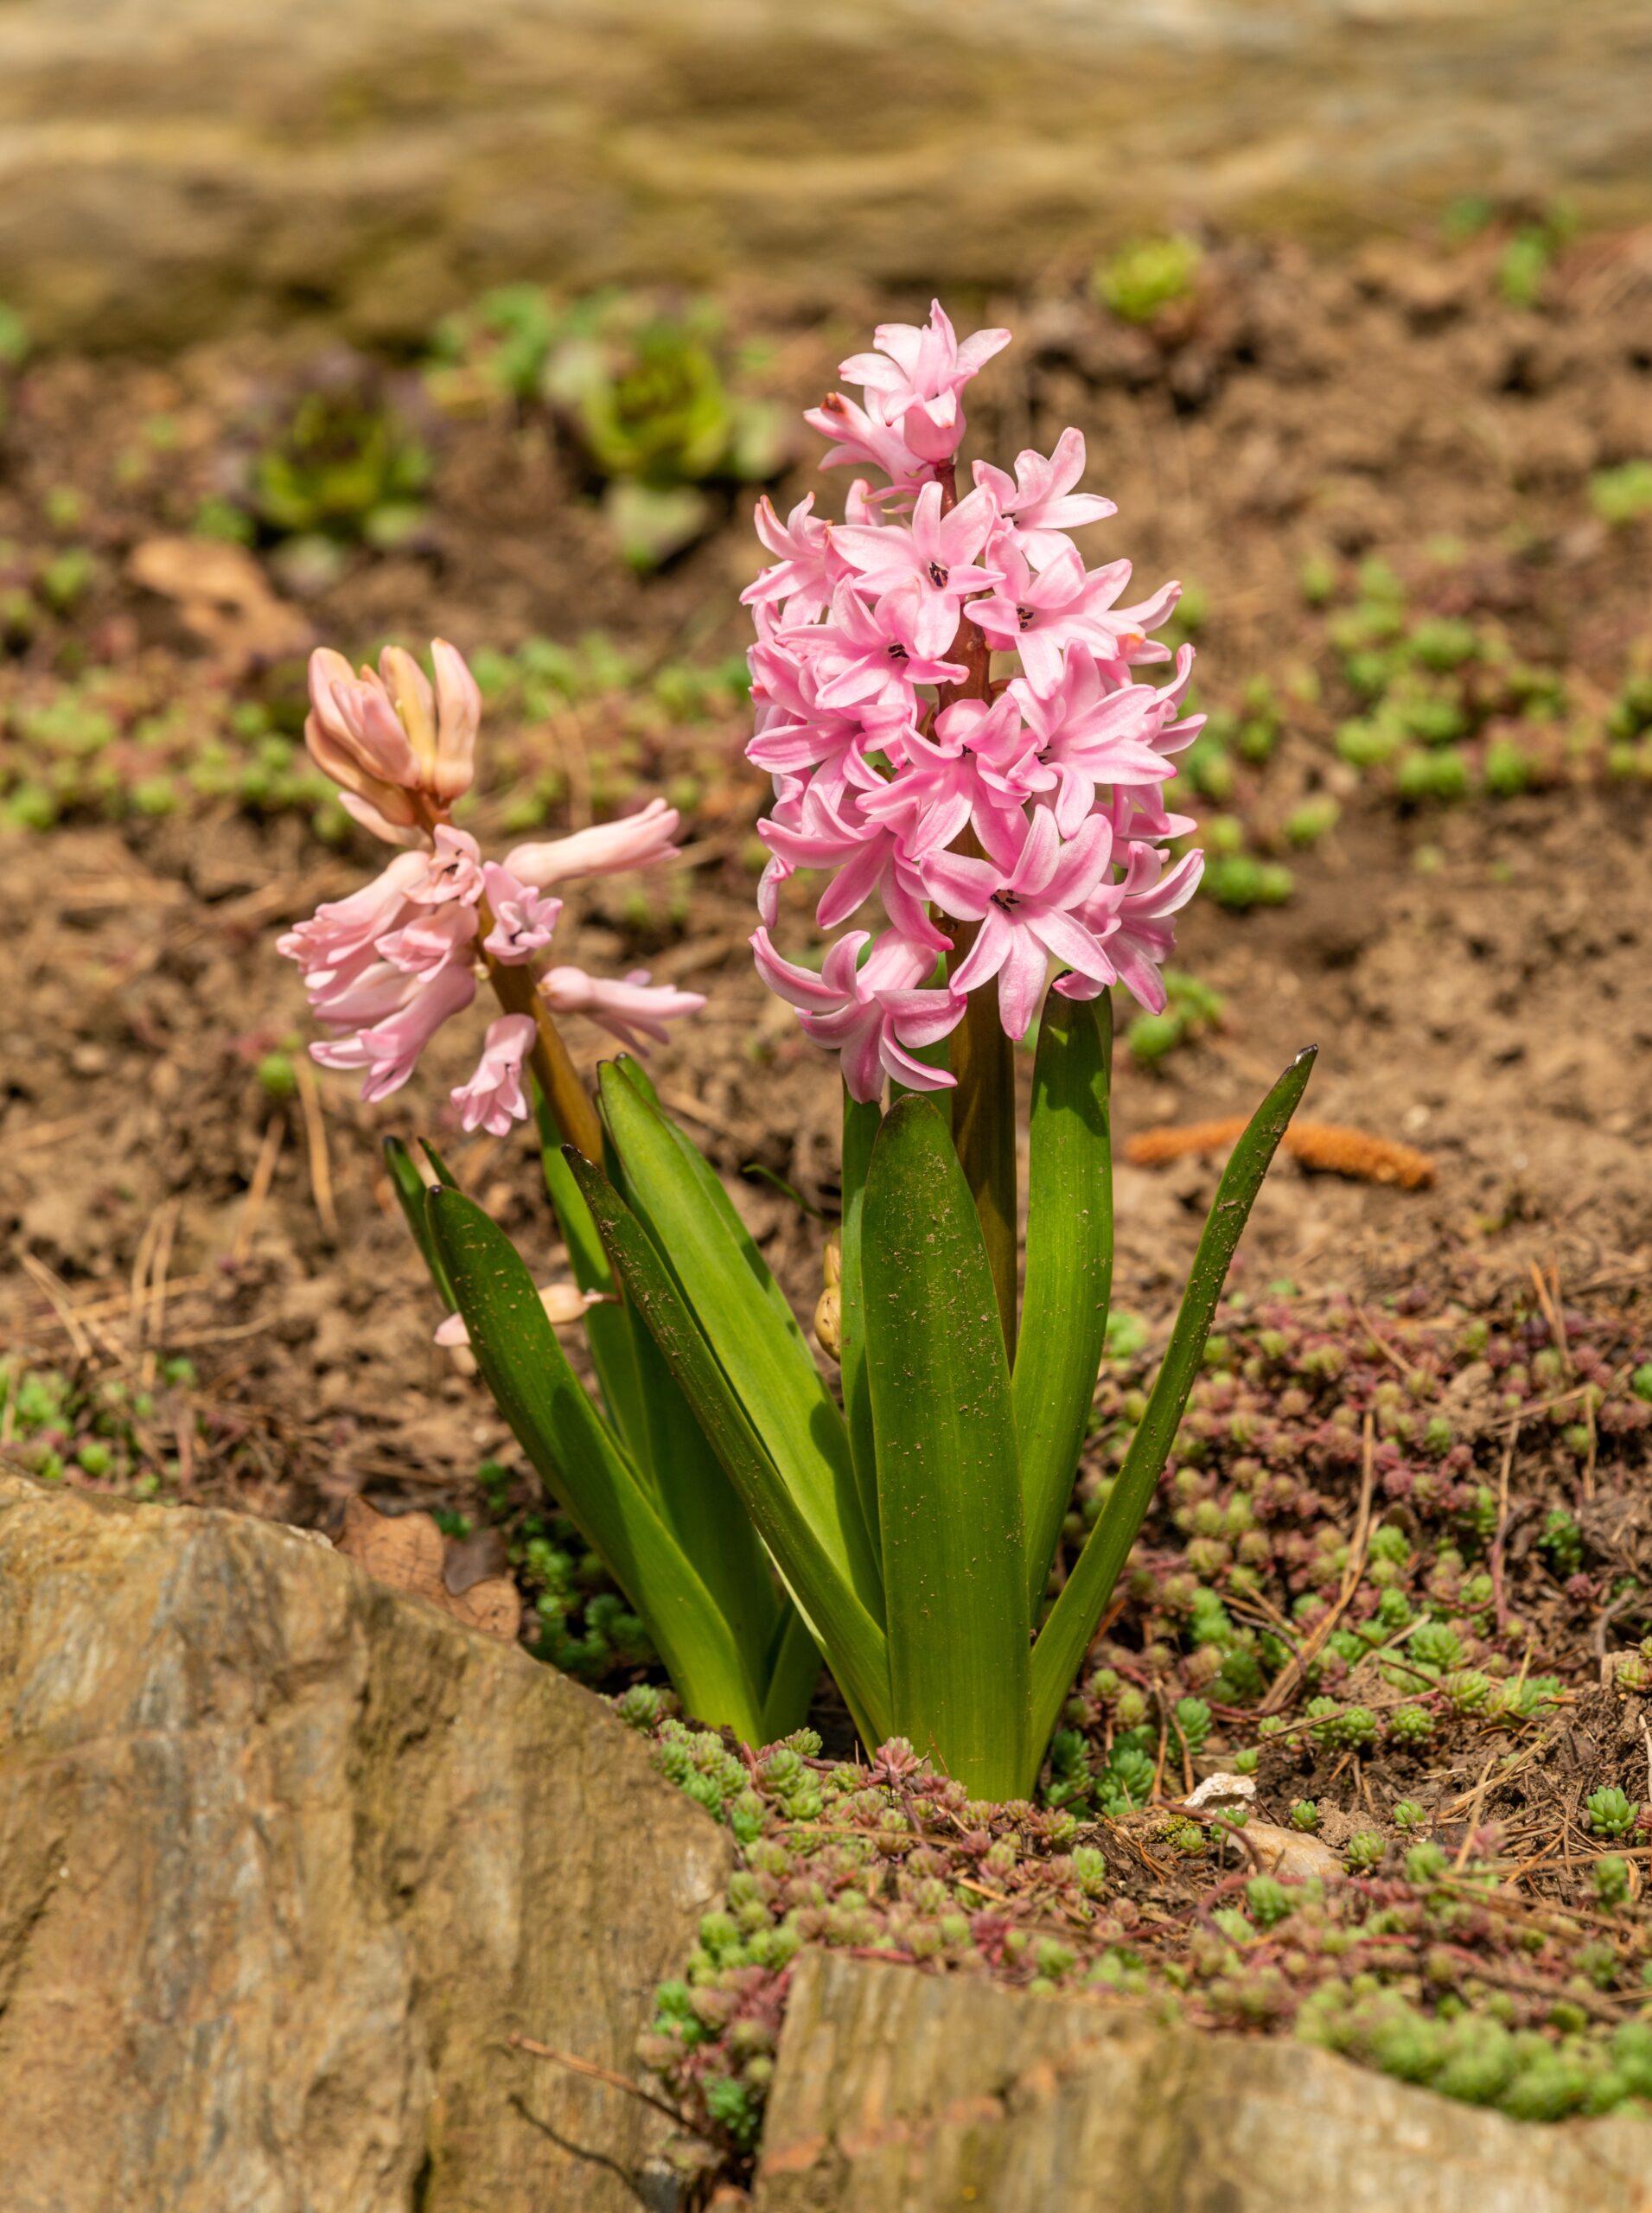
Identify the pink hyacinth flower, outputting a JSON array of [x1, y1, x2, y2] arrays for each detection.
[[539, 966, 705, 1053], [377, 902, 480, 979], [451, 1013, 536, 1135], [756, 781, 943, 949], [400, 823, 485, 909], [750, 927, 963, 1103], [748, 642, 914, 804], [921, 807, 1117, 1040], [803, 389, 932, 488], [481, 862, 562, 965], [742, 493, 835, 627], [277, 850, 431, 994], [377, 639, 482, 803], [804, 580, 967, 712], [855, 692, 1039, 859], [973, 428, 1117, 570], [303, 647, 423, 832], [504, 799, 681, 890], [966, 543, 1143, 697], [1010, 654, 1176, 836], [839, 301, 1011, 467], [1058, 844, 1205, 1016], [310, 960, 476, 1103], [829, 481, 1003, 659]]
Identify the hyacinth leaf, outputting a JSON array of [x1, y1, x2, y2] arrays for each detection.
[[1016, 991, 1113, 1610], [426, 1184, 764, 1738], [1027, 1045, 1317, 1768], [529, 1081, 647, 1464], [598, 1060, 884, 1624], [838, 1089, 883, 1572], [761, 1608, 825, 1744], [417, 1137, 462, 1191], [862, 1094, 1030, 1800], [564, 1146, 890, 1743], [384, 1137, 455, 1309], [606, 1055, 806, 1349]]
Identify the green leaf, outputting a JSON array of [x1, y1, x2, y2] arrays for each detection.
[[384, 1136, 454, 1308], [838, 1090, 882, 1575], [1027, 1047, 1317, 1770], [427, 1184, 763, 1738], [863, 1094, 1029, 1797], [418, 1137, 462, 1190], [1016, 992, 1113, 1610], [599, 1061, 883, 1623], [760, 1608, 823, 1744], [605, 1057, 807, 1349], [564, 1146, 890, 1744], [530, 1080, 647, 1462]]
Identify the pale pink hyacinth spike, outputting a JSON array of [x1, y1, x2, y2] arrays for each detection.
[[539, 966, 706, 1054], [436, 1283, 605, 1349], [750, 928, 962, 1103], [480, 862, 562, 964], [745, 311, 1199, 1057], [504, 799, 681, 890], [451, 1013, 536, 1135]]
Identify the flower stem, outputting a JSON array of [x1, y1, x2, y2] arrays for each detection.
[[476, 894, 604, 1163], [947, 902, 1017, 1360], [936, 556, 1017, 1357]]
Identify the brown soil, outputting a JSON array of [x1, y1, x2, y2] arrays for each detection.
[[2, 225, 1649, 1616]]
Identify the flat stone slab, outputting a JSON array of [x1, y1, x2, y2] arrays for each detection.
[[754, 1949, 1652, 2211], [0, 1, 1648, 346], [0, 1473, 730, 2213]]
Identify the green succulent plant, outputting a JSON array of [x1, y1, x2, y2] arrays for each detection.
[[539, 294, 787, 569], [250, 374, 431, 550]]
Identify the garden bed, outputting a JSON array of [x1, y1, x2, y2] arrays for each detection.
[[2, 224, 1650, 2194]]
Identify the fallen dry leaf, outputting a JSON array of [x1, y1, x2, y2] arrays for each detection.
[[334, 1495, 522, 1643], [127, 535, 311, 666]]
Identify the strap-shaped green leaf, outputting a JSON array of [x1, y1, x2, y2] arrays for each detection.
[[605, 1056, 807, 1349], [564, 1147, 891, 1744], [529, 1081, 649, 1463], [385, 1136, 455, 1308], [760, 1604, 824, 1743], [838, 1090, 883, 1572], [426, 1184, 763, 1738], [598, 1059, 883, 1625], [1016, 992, 1113, 1610], [1026, 1046, 1317, 1772], [418, 1137, 462, 1190], [863, 1094, 1029, 1798]]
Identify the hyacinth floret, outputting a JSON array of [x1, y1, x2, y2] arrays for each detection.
[[744, 301, 1204, 1099]]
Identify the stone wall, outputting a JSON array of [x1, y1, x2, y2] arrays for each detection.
[[0, 1474, 730, 2213], [754, 1948, 1652, 2211], [0, 1, 1648, 347]]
